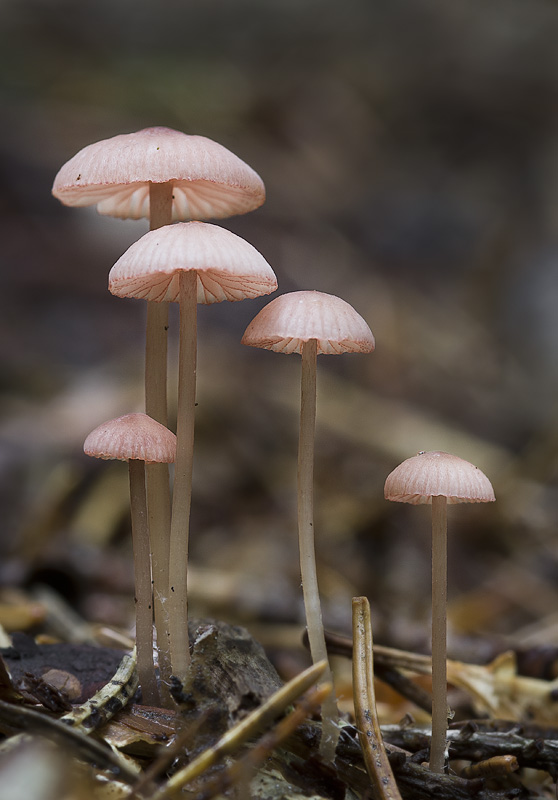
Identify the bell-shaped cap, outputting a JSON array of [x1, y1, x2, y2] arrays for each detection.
[[84, 413, 176, 463], [384, 451, 495, 505], [241, 290, 375, 355], [108, 221, 277, 304], [52, 127, 265, 221]]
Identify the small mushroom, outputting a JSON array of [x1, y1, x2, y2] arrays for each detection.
[[242, 290, 375, 760], [84, 413, 177, 706], [384, 450, 495, 772], [109, 221, 277, 685]]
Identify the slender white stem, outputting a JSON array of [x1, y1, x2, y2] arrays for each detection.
[[430, 494, 448, 772], [145, 301, 169, 424], [145, 182, 173, 703], [168, 270, 197, 684], [129, 459, 160, 706], [298, 340, 339, 761], [146, 181, 172, 420]]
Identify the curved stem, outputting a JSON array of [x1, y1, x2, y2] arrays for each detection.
[[430, 494, 448, 772], [129, 459, 160, 706], [168, 270, 197, 684], [146, 182, 173, 703], [352, 596, 403, 800], [298, 339, 339, 761]]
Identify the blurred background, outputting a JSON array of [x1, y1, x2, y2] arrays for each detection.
[[1, 0, 558, 683]]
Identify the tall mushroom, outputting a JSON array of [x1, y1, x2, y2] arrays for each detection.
[[242, 290, 375, 760], [109, 220, 277, 686], [384, 451, 495, 772], [84, 413, 177, 706], [53, 127, 266, 690]]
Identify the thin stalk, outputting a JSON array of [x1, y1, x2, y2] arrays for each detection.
[[168, 269, 197, 684], [146, 181, 173, 417], [129, 459, 160, 706], [352, 596, 403, 800], [298, 339, 339, 761], [146, 182, 173, 702], [430, 494, 448, 772]]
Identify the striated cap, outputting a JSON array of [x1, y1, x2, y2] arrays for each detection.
[[84, 413, 176, 463], [108, 221, 277, 304], [384, 451, 495, 505], [52, 127, 265, 221], [241, 290, 375, 355]]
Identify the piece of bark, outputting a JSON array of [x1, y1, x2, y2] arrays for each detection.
[[166, 619, 284, 765], [171, 619, 283, 717]]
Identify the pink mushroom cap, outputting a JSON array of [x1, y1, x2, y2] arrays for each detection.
[[108, 221, 277, 304], [241, 290, 375, 355], [384, 451, 495, 505], [52, 127, 265, 221], [84, 413, 176, 463]]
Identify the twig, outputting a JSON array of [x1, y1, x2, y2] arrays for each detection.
[[295, 722, 510, 800], [460, 755, 519, 779], [192, 684, 332, 800], [352, 596, 403, 800], [153, 660, 327, 799], [308, 628, 433, 714], [320, 628, 433, 673], [383, 722, 558, 775], [60, 647, 138, 733], [374, 665, 433, 715], [0, 698, 138, 782]]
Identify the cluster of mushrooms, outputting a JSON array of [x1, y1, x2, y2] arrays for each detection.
[[52, 127, 495, 771]]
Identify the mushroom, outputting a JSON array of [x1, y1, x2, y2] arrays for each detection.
[[109, 221, 277, 685], [241, 290, 375, 760], [84, 412, 177, 706], [52, 127, 266, 222], [53, 127, 266, 691], [384, 450, 495, 772]]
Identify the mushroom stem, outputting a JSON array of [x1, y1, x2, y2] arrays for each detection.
[[430, 494, 448, 772], [149, 181, 174, 231], [145, 182, 173, 702], [298, 339, 339, 761], [146, 182, 172, 423], [128, 459, 160, 706], [168, 269, 197, 683]]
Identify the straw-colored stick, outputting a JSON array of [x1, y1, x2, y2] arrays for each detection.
[[352, 596, 402, 800]]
